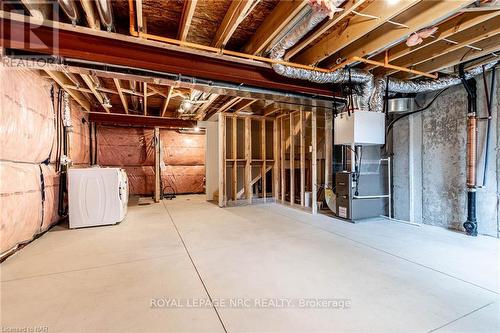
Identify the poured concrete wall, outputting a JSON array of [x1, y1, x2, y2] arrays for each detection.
[[0, 68, 90, 255], [393, 71, 499, 237]]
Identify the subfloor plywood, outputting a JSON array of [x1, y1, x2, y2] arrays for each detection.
[[1, 195, 499, 332]]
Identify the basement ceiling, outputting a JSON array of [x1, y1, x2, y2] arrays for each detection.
[[2, 0, 499, 120]]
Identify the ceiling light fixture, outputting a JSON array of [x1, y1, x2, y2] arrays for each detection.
[[181, 99, 193, 110]]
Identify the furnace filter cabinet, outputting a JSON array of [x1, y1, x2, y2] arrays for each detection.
[[69, 167, 128, 228]]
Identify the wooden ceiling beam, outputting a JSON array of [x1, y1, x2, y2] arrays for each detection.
[[20, 0, 52, 20], [195, 93, 219, 120], [375, 18, 500, 76], [80, 0, 101, 29], [324, 0, 476, 68], [243, 0, 307, 55], [365, 10, 500, 71], [393, 34, 500, 78], [263, 103, 281, 117], [178, 0, 198, 41], [2, 12, 335, 97], [212, 0, 257, 48], [161, 86, 173, 117], [113, 78, 129, 114], [285, 0, 368, 60], [45, 70, 91, 111], [203, 97, 241, 120], [233, 99, 257, 113], [81, 74, 110, 113], [89, 112, 196, 128], [293, 0, 421, 65], [143, 82, 148, 115]]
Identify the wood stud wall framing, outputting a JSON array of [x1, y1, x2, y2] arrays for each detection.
[[218, 110, 327, 215]]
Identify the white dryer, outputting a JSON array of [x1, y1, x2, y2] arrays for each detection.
[[69, 167, 128, 229]]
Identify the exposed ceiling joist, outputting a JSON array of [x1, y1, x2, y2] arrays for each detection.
[[220, 97, 243, 113], [203, 97, 241, 120], [375, 18, 500, 76], [20, 0, 52, 20], [45, 70, 91, 111], [81, 73, 110, 112], [80, 0, 101, 29], [1, 12, 334, 97], [396, 34, 500, 77], [195, 94, 219, 120], [365, 10, 500, 71], [263, 103, 280, 116], [113, 78, 128, 114], [243, 0, 307, 55], [324, 0, 476, 68], [293, 0, 421, 65], [285, 0, 369, 60], [89, 112, 196, 129], [233, 99, 257, 113], [143, 82, 148, 115], [161, 86, 173, 118], [178, 0, 198, 41], [212, 0, 257, 48]]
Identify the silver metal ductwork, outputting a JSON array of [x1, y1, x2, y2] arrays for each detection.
[[370, 62, 497, 112], [270, 2, 498, 112], [58, 0, 79, 25], [95, 0, 114, 32]]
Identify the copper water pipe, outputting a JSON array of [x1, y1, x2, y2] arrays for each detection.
[[466, 116, 477, 187], [127, 0, 438, 79]]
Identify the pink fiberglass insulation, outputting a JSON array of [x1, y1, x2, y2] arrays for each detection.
[[0, 162, 42, 254], [160, 130, 205, 165], [0, 69, 55, 164], [97, 127, 205, 195], [123, 166, 155, 194], [40, 164, 60, 232], [70, 99, 91, 166], [0, 69, 90, 257], [97, 126, 155, 166], [162, 165, 205, 194]]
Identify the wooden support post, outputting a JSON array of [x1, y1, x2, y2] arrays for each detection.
[[218, 113, 226, 207], [312, 111, 318, 214], [280, 117, 285, 202], [154, 127, 161, 203], [261, 119, 266, 202], [290, 113, 295, 206], [245, 117, 252, 204], [300, 111, 305, 206], [325, 110, 333, 188], [232, 117, 237, 201], [273, 118, 279, 201]]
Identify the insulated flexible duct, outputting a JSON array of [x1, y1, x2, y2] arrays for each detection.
[[57, 0, 79, 25], [270, 2, 497, 112], [95, 0, 114, 32]]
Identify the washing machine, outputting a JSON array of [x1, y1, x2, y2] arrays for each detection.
[[68, 167, 128, 229]]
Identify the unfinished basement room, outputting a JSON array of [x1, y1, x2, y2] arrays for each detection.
[[1, 0, 500, 332]]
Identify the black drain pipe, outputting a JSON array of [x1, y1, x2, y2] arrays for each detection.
[[460, 65, 478, 236]]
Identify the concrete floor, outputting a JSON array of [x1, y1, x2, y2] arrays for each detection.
[[1, 195, 499, 333]]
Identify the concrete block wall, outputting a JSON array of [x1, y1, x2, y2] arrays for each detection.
[[393, 71, 499, 237]]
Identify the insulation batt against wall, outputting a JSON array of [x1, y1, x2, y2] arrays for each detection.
[[0, 68, 90, 255], [96, 125, 205, 195]]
